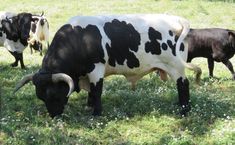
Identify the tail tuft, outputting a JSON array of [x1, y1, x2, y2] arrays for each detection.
[[185, 63, 202, 84]]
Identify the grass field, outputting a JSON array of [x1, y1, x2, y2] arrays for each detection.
[[1, 0, 235, 144]]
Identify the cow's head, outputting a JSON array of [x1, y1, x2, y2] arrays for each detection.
[[1, 12, 32, 41], [16, 13, 32, 40], [14, 72, 74, 118]]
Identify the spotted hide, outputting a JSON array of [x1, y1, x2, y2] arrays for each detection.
[[0, 12, 32, 69], [0, 11, 46, 68], [15, 14, 201, 117]]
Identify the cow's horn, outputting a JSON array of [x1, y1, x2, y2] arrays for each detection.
[[14, 73, 34, 93], [51, 73, 74, 97], [41, 11, 44, 16]]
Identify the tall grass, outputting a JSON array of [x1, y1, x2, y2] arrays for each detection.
[[1, 0, 235, 144]]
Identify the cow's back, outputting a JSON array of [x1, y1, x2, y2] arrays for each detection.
[[187, 28, 231, 60], [68, 14, 189, 78]]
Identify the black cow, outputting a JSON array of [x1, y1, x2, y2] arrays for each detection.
[[187, 28, 235, 79], [15, 14, 201, 118]]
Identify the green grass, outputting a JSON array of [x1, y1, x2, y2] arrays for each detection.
[[1, 0, 235, 144]]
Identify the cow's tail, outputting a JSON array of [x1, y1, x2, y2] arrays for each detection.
[[176, 17, 201, 83]]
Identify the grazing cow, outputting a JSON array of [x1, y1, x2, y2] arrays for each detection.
[[187, 28, 235, 79], [0, 12, 33, 69], [28, 12, 49, 56], [14, 14, 201, 118]]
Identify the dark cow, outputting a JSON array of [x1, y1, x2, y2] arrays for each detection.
[[187, 28, 235, 79], [15, 14, 201, 118]]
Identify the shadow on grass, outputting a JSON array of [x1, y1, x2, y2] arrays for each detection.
[[1, 66, 234, 143], [62, 74, 235, 137]]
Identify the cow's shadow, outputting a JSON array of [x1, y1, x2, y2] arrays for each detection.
[[62, 74, 235, 138]]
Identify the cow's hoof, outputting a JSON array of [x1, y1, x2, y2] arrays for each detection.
[[11, 63, 18, 67], [180, 105, 191, 117], [232, 75, 235, 80], [21, 66, 26, 69], [92, 109, 102, 116]]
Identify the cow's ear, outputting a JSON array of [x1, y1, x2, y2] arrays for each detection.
[[1, 20, 18, 39]]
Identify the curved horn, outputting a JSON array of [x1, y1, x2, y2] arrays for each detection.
[[14, 73, 34, 93], [41, 11, 44, 16], [51, 73, 74, 97]]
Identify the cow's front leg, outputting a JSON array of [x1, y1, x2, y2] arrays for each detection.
[[177, 77, 190, 116], [207, 57, 214, 77], [9, 51, 19, 67], [87, 92, 94, 107], [87, 63, 105, 116], [89, 78, 103, 116], [29, 45, 33, 54], [18, 53, 25, 69], [39, 43, 43, 56], [222, 59, 235, 80]]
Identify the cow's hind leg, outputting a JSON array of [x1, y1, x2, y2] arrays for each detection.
[[222, 59, 235, 80], [39, 42, 43, 56], [29, 44, 33, 54], [168, 69, 191, 116], [177, 77, 190, 116]]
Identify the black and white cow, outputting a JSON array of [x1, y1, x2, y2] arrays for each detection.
[[187, 28, 235, 79], [0, 12, 47, 68], [15, 14, 201, 117], [28, 12, 49, 56], [0, 12, 33, 69]]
